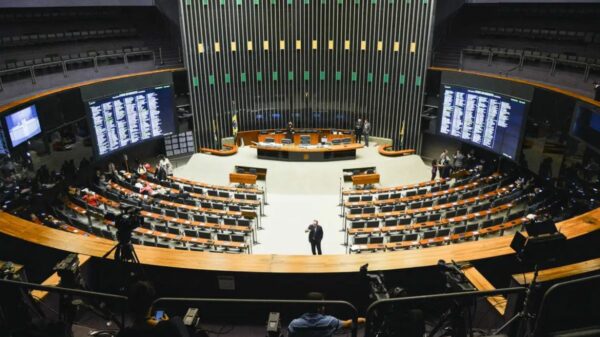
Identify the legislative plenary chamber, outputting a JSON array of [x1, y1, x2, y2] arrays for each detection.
[[0, 1, 599, 337]]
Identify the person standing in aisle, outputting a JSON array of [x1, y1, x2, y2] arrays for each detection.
[[305, 220, 324, 255], [362, 119, 371, 147], [354, 118, 363, 143]]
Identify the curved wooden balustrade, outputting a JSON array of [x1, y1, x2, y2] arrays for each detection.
[[200, 143, 238, 156], [1, 208, 598, 273], [377, 144, 416, 157]]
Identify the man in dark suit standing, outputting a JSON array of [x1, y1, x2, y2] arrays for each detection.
[[306, 220, 323, 255]]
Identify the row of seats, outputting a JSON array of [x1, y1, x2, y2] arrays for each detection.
[[0, 28, 137, 48], [480, 26, 600, 45], [64, 197, 251, 253], [349, 209, 527, 253], [0, 9, 123, 23], [1, 46, 152, 72], [141, 175, 261, 205], [463, 46, 600, 68]]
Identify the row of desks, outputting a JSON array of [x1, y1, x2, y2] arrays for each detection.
[[344, 174, 500, 207], [343, 177, 453, 196], [350, 217, 527, 252], [346, 185, 515, 221], [130, 173, 261, 208], [347, 203, 513, 235], [65, 202, 248, 249]]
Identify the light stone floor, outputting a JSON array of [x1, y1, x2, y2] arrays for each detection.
[[174, 144, 431, 255]]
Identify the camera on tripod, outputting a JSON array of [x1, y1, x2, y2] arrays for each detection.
[[103, 205, 144, 263]]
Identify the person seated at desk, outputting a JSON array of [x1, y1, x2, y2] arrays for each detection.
[[82, 191, 99, 207], [288, 292, 365, 337], [117, 281, 189, 337], [139, 182, 155, 196]]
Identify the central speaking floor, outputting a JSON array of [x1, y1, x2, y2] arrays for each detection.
[[174, 145, 430, 255]]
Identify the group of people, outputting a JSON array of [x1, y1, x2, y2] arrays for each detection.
[[354, 118, 372, 146], [431, 149, 476, 180]]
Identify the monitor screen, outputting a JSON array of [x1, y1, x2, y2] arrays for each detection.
[[87, 85, 176, 157], [5, 105, 42, 147], [570, 102, 600, 152], [439, 84, 528, 160]]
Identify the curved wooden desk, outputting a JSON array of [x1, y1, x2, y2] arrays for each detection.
[[378, 145, 416, 157], [200, 143, 238, 156], [256, 143, 364, 161], [236, 129, 355, 146], [1, 208, 598, 273]]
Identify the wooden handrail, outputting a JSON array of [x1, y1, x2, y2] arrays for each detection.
[[0, 207, 598, 273]]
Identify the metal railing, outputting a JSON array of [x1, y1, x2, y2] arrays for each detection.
[[0, 50, 156, 91], [364, 287, 527, 337], [153, 297, 360, 337], [0, 278, 128, 330], [459, 48, 600, 81]]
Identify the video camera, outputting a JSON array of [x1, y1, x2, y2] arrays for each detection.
[[437, 260, 475, 293]]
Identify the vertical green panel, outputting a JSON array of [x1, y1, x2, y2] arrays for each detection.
[[319, 71, 326, 81], [236, 0, 242, 5], [287, 0, 292, 4], [304, 0, 309, 4], [220, 0, 225, 5], [256, 71, 263, 82], [335, 71, 342, 81], [272, 71, 279, 81], [415, 75, 422, 87], [383, 73, 389, 84], [202, 0, 208, 5], [321, 0, 326, 4], [186, 0, 191, 5], [254, 0, 259, 4], [367, 72, 373, 83], [304, 71, 310, 81], [225, 73, 231, 83], [208, 74, 215, 86], [354, 0, 359, 4], [389, 0, 394, 3], [271, 0, 276, 4], [351, 72, 357, 81], [405, 0, 410, 3], [192, 76, 199, 87], [399, 74, 406, 85], [337, 0, 343, 4], [288, 71, 294, 80], [422, 0, 427, 3], [370, 0, 376, 4], [241, 72, 247, 83]]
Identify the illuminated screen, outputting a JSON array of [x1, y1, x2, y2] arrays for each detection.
[[439, 84, 528, 160], [5, 105, 42, 147], [87, 85, 176, 157]]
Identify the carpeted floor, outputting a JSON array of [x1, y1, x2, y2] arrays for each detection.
[[174, 144, 430, 255]]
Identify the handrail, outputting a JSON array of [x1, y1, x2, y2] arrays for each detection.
[[532, 274, 600, 337], [153, 297, 359, 337], [364, 287, 527, 337]]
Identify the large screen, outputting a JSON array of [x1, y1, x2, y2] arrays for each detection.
[[570, 102, 600, 152], [87, 85, 176, 157], [439, 84, 528, 160], [5, 105, 42, 147]]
